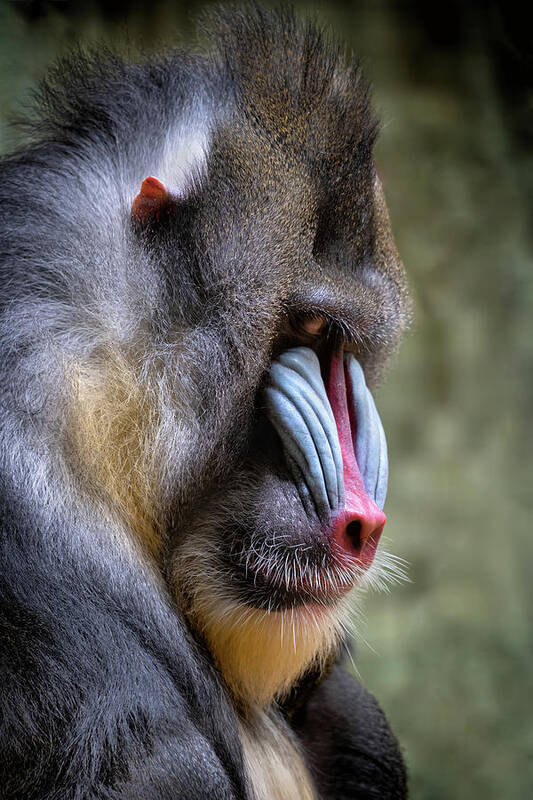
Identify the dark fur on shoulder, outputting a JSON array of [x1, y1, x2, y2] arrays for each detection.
[[0, 6, 408, 798]]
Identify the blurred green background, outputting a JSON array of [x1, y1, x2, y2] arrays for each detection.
[[1, 1, 531, 797]]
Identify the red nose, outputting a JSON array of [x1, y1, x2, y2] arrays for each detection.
[[326, 352, 386, 567], [331, 504, 386, 567]]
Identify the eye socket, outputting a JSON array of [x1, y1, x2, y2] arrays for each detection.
[[271, 312, 327, 362], [287, 312, 327, 340], [300, 315, 327, 337]]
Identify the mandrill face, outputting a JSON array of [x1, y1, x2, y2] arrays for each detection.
[[163, 141, 407, 708], [120, 14, 409, 707]]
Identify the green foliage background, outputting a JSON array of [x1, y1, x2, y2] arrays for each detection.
[[1, 1, 531, 797]]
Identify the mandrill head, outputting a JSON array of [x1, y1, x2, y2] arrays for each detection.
[[124, 9, 410, 708]]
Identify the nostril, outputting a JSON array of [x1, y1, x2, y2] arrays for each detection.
[[345, 519, 362, 551], [330, 507, 386, 568]]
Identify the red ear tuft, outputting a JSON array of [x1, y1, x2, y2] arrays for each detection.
[[131, 176, 171, 224]]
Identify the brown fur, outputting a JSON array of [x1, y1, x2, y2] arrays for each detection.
[[66, 348, 162, 558], [196, 595, 344, 708]]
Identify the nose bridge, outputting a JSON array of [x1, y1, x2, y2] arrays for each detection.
[[326, 349, 387, 562]]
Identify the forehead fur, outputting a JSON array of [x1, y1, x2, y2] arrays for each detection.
[[206, 5, 378, 158], [195, 7, 383, 292]]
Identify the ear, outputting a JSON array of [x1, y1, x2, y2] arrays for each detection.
[[131, 176, 178, 227]]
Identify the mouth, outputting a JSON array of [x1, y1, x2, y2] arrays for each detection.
[[229, 534, 378, 610], [228, 345, 388, 609]]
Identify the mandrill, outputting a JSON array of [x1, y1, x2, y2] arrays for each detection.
[[0, 6, 409, 799]]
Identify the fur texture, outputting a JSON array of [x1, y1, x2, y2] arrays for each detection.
[[0, 6, 408, 798]]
